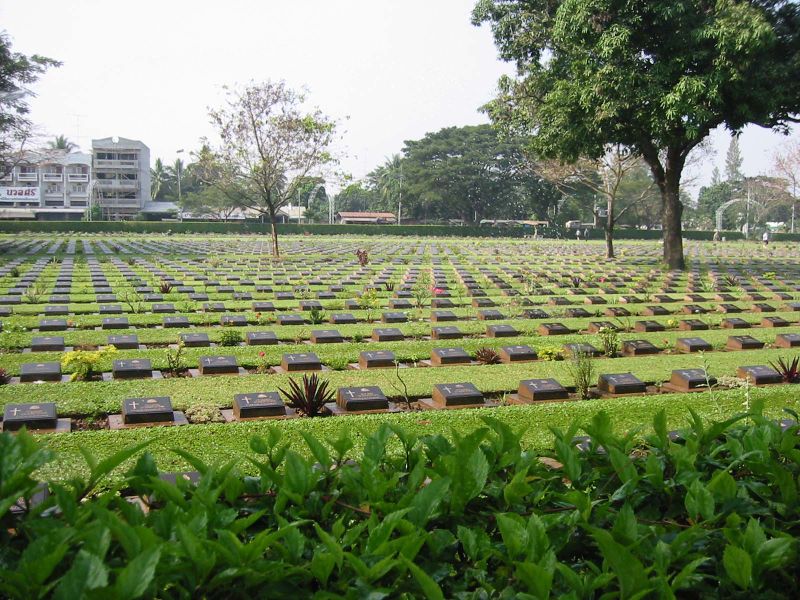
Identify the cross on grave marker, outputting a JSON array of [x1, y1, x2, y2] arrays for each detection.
[[198, 355, 239, 375], [774, 333, 800, 348], [233, 392, 286, 418], [517, 378, 568, 402], [112, 358, 153, 380], [2, 403, 58, 431], [359, 350, 396, 368], [736, 365, 782, 385], [122, 396, 174, 424], [598, 373, 646, 394], [634, 320, 664, 332], [372, 328, 404, 342], [430, 347, 471, 365], [281, 353, 322, 372], [726, 335, 764, 351], [675, 337, 713, 353], [432, 382, 484, 406], [180, 332, 210, 347], [245, 331, 278, 345], [669, 369, 716, 391], [336, 386, 389, 411], [499, 345, 537, 362], [621, 340, 659, 356]]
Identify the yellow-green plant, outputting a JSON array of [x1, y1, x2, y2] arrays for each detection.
[[61, 346, 117, 381]]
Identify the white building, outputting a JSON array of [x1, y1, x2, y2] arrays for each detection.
[[92, 136, 152, 220], [0, 150, 92, 220]]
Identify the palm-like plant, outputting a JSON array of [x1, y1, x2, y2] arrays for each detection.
[[151, 158, 169, 200], [279, 373, 334, 417], [48, 135, 76, 152], [769, 356, 800, 383]]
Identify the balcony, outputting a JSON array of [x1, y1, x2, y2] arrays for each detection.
[[68, 190, 88, 197], [17, 172, 38, 182], [95, 159, 139, 169], [97, 179, 139, 190], [67, 173, 89, 182], [45, 189, 63, 197], [42, 172, 63, 182], [0, 172, 12, 182]]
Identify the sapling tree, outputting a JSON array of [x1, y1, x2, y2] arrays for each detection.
[[206, 80, 340, 257]]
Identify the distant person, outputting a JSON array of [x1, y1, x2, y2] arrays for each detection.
[[762, 230, 770, 246], [713, 229, 720, 242], [575, 228, 581, 241], [583, 227, 590, 240]]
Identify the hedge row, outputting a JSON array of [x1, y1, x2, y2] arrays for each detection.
[[0, 219, 745, 240]]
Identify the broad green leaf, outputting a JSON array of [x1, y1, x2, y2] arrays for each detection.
[[401, 556, 444, 600], [311, 551, 336, 586], [722, 545, 751, 590], [113, 545, 162, 600], [589, 527, 650, 598], [684, 479, 715, 521], [302, 431, 331, 469], [408, 476, 450, 527], [53, 550, 108, 600], [496, 513, 528, 560]]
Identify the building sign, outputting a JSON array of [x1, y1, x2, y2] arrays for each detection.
[[0, 187, 40, 202]]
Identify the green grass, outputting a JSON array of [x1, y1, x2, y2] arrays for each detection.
[[34, 383, 798, 484]]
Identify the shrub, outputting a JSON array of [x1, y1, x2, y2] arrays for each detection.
[[769, 356, 800, 383], [538, 346, 564, 361], [308, 307, 326, 325], [184, 402, 225, 424], [0, 367, 10, 385], [596, 326, 620, 357], [278, 373, 334, 417], [218, 329, 243, 346], [0, 411, 797, 597], [158, 280, 173, 293], [61, 346, 117, 381], [567, 350, 595, 399], [475, 347, 502, 365], [165, 340, 186, 373]]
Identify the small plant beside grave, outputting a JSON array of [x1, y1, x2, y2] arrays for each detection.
[[185, 402, 225, 424], [278, 373, 334, 417], [596, 326, 620, 357], [538, 346, 564, 361], [359, 288, 380, 323], [567, 350, 595, 399], [22, 282, 48, 304], [769, 356, 800, 383], [61, 346, 117, 382], [0, 367, 10, 385], [308, 307, 326, 324], [355, 247, 369, 266], [218, 329, 243, 346], [475, 347, 502, 365], [165, 340, 186, 375], [158, 280, 173, 293]]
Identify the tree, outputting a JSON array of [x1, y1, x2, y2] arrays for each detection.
[[372, 154, 404, 220], [207, 80, 339, 256], [725, 137, 744, 183], [474, 0, 800, 269], [0, 32, 60, 177], [334, 182, 380, 213], [150, 158, 169, 200], [48, 135, 76, 152], [401, 124, 529, 223], [169, 158, 185, 205], [537, 145, 656, 258], [772, 139, 800, 232], [181, 185, 241, 221]]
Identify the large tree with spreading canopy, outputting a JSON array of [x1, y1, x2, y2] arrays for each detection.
[[473, 0, 800, 268]]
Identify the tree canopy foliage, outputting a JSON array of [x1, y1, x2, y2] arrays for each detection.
[[473, 0, 800, 268]]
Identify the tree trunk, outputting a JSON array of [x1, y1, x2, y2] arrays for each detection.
[[642, 147, 686, 270], [605, 207, 614, 259], [662, 170, 684, 270], [269, 211, 280, 258]]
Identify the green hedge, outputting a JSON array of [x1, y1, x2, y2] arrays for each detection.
[[0, 219, 745, 240], [1, 406, 798, 597]]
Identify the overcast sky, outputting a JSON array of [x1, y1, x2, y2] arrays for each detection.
[[2, 0, 796, 195]]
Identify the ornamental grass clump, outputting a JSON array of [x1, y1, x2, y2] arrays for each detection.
[[279, 373, 334, 417]]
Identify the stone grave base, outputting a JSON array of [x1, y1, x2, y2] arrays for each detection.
[[11, 374, 73, 384], [221, 408, 299, 422], [103, 371, 164, 381], [417, 397, 499, 410], [347, 362, 408, 370], [504, 393, 571, 405], [108, 411, 189, 430], [1, 418, 71, 434], [596, 385, 659, 399], [23, 347, 74, 354], [324, 402, 403, 416], [188, 367, 248, 377], [417, 360, 479, 368], [659, 383, 709, 394], [269, 365, 330, 375]]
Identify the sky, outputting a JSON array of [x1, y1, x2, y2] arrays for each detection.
[[1, 0, 797, 196]]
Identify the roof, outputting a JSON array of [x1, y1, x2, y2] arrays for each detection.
[[337, 212, 395, 219]]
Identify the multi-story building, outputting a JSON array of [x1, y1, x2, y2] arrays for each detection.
[[0, 151, 92, 220], [91, 136, 151, 220]]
